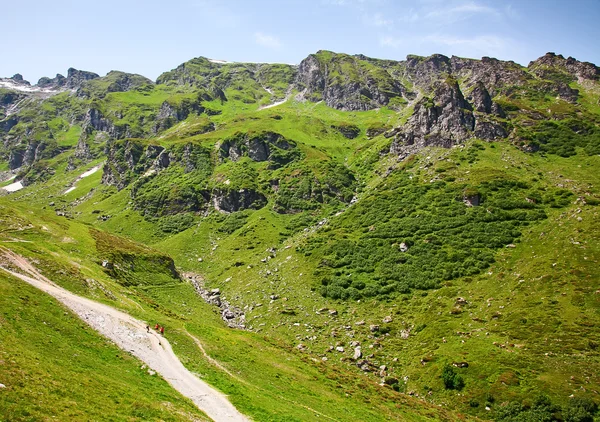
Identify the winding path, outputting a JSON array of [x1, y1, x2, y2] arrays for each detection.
[[0, 247, 250, 422]]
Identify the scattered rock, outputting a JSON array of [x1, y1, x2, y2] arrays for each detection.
[[383, 316, 393, 323], [353, 347, 362, 360]]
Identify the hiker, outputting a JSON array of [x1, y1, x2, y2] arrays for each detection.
[[154, 323, 159, 330], [160, 326, 165, 335], [146, 325, 150, 333]]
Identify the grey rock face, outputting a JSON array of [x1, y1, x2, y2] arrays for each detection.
[[528, 52, 599, 82], [469, 82, 494, 114], [36, 68, 99, 90], [391, 80, 475, 157], [37, 74, 66, 89], [65, 68, 99, 89], [85, 108, 128, 139], [10, 74, 30, 85], [212, 188, 267, 213], [450, 56, 531, 97], [219, 132, 297, 167], [295, 52, 407, 111], [154, 99, 205, 132], [404, 54, 453, 89]]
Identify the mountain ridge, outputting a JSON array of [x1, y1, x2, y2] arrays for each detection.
[[1, 48, 599, 421]]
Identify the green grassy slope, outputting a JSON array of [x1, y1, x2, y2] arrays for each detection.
[[1, 51, 600, 421], [0, 271, 209, 422]]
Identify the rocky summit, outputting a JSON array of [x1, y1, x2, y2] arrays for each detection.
[[1, 50, 599, 422]]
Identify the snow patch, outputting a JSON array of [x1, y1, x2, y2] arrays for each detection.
[[79, 165, 100, 178], [0, 79, 62, 94], [208, 59, 231, 64], [260, 98, 288, 110], [63, 164, 103, 195], [3, 181, 23, 192]]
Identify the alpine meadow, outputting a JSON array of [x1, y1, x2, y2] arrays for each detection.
[[1, 48, 599, 422]]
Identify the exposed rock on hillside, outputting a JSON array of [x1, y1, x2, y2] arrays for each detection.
[[404, 54, 453, 89], [528, 52, 599, 82], [154, 96, 208, 132], [219, 132, 301, 169], [295, 51, 407, 111], [212, 188, 267, 213], [449, 56, 531, 96], [38, 68, 99, 90], [390, 79, 476, 157]]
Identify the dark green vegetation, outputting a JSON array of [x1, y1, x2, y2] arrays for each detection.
[[1, 50, 599, 421]]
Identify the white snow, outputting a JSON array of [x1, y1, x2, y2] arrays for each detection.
[[0, 79, 61, 94], [5, 175, 16, 182], [63, 165, 103, 195], [3, 181, 23, 192], [208, 59, 231, 64], [79, 165, 100, 178], [261, 98, 288, 110]]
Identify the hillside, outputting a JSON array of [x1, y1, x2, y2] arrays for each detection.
[[1, 50, 599, 421]]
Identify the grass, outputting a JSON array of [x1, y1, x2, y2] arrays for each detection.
[[0, 200, 465, 421], [0, 271, 209, 422], [2, 50, 600, 420]]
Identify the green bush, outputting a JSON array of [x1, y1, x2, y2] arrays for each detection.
[[441, 365, 464, 390]]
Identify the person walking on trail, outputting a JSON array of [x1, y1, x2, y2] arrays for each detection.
[[160, 326, 165, 335], [146, 325, 150, 333]]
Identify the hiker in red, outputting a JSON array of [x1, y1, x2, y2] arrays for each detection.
[[160, 326, 165, 335], [154, 323, 159, 330]]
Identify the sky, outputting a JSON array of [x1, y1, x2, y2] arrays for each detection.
[[3, 0, 600, 83]]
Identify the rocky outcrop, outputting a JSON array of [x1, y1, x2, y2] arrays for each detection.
[[37, 68, 99, 90], [219, 132, 300, 168], [404, 54, 453, 89], [468, 82, 505, 116], [528, 52, 599, 82], [295, 52, 407, 111], [154, 98, 206, 132], [450, 56, 531, 97], [66, 131, 95, 171], [84, 108, 128, 139], [332, 124, 360, 139], [9, 74, 29, 85], [101, 140, 144, 189], [212, 188, 267, 213], [65, 68, 100, 89], [103, 71, 153, 92], [186, 273, 246, 329], [37, 74, 67, 89], [390, 79, 475, 157]]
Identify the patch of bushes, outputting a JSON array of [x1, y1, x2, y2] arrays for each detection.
[[310, 174, 562, 300], [496, 395, 598, 422], [441, 364, 464, 390], [217, 210, 251, 234], [158, 213, 195, 233]]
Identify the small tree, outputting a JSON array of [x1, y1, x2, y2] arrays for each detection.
[[441, 364, 465, 390]]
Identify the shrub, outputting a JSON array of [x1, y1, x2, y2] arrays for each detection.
[[441, 364, 464, 390]]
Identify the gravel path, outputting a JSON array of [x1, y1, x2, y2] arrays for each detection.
[[0, 248, 250, 422]]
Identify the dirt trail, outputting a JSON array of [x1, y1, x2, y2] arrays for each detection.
[[0, 247, 250, 422]]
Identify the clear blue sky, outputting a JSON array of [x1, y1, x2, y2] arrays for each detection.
[[3, 0, 599, 83]]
